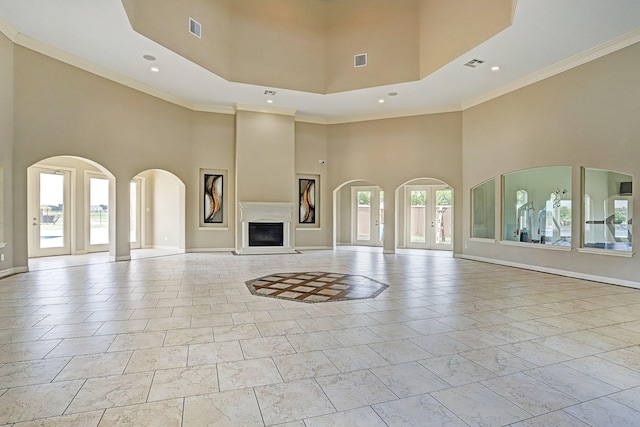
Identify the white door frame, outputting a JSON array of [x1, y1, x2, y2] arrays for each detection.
[[85, 171, 110, 253], [129, 177, 144, 249], [404, 184, 453, 251], [352, 186, 383, 247], [28, 165, 74, 257]]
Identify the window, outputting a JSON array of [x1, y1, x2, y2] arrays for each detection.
[[503, 166, 571, 246], [471, 178, 495, 239], [583, 168, 632, 252]]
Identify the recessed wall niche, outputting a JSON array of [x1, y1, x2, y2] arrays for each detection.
[[502, 166, 572, 246], [471, 178, 495, 239], [583, 168, 633, 252]]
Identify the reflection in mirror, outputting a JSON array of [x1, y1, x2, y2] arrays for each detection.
[[503, 166, 572, 246], [471, 178, 495, 239], [583, 168, 632, 252]]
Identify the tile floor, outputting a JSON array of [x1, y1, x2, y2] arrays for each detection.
[[1, 249, 640, 426]]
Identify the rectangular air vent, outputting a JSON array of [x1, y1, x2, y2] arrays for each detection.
[[189, 17, 201, 38], [464, 58, 485, 68], [354, 53, 367, 68]]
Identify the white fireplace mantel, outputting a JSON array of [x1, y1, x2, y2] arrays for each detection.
[[237, 202, 296, 254]]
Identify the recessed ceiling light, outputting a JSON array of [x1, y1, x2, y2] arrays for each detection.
[[378, 99, 385, 104], [150, 67, 159, 73], [266, 99, 274, 104], [143, 54, 156, 61], [491, 66, 500, 72]]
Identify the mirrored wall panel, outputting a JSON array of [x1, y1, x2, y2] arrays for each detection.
[[583, 168, 632, 252], [471, 178, 495, 239], [503, 166, 572, 246]]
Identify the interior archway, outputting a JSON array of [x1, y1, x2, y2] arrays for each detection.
[[332, 179, 384, 250]]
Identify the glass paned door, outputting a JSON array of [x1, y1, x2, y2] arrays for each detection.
[[353, 187, 383, 246], [29, 167, 71, 257], [406, 185, 453, 250], [88, 175, 109, 248]]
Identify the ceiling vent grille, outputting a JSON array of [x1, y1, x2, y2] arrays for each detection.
[[464, 58, 485, 68], [354, 53, 367, 68], [189, 18, 201, 38]]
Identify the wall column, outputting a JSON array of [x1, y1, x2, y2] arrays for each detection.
[[383, 188, 396, 254], [110, 176, 131, 261]]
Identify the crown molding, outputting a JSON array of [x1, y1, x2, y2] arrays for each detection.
[[234, 103, 297, 117], [462, 28, 640, 110], [0, 15, 18, 41], [3, 15, 639, 125]]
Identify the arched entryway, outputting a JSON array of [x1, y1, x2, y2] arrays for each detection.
[[332, 179, 385, 250], [27, 156, 115, 259], [396, 177, 453, 251]]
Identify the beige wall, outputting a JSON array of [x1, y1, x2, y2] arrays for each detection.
[[462, 42, 640, 284], [327, 113, 463, 252], [0, 33, 13, 274]]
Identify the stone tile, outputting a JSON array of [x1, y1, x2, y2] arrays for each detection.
[[107, 331, 165, 352], [410, 334, 473, 356], [371, 361, 450, 397], [0, 380, 83, 424], [183, 389, 263, 426], [46, 335, 116, 358], [482, 372, 579, 415], [329, 327, 384, 346], [564, 397, 640, 426], [124, 346, 188, 373], [164, 327, 214, 346], [0, 358, 70, 388], [187, 341, 244, 366], [239, 336, 296, 359], [316, 370, 397, 411], [460, 347, 537, 375], [367, 339, 432, 364], [305, 407, 386, 427], [213, 324, 261, 342], [431, 382, 530, 427], [525, 364, 620, 401], [563, 355, 640, 389], [256, 320, 304, 336], [99, 398, 183, 426], [0, 340, 61, 364], [373, 394, 467, 427], [11, 410, 104, 427], [218, 357, 283, 391], [286, 331, 341, 352], [323, 345, 388, 372], [255, 379, 335, 425], [510, 411, 590, 427], [148, 364, 219, 400], [54, 351, 131, 381], [66, 372, 153, 413], [273, 351, 339, 382], [421, 354, 495, 386]]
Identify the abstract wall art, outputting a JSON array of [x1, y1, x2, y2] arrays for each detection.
[[200, 169, 226, 227], [299, 178, 316, 224]]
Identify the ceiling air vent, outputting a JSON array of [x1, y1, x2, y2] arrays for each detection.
[[189, 18, 201, 38], [354, 53, 367, 68], [464, 59, 485, 68]]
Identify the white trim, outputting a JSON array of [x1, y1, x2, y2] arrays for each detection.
[[198, 227, 230, 231], [296, 228, 323, 231], [0, 242, 6, 248], [499, 240, 572, 251], [110, 255, 131, 262], [295, 246, 332, 250], [186, 247, 235, 253], [469, 238, 496, 244], [0, 266, 29, 279], [577, 247, 634, 258], [462, 29, 640, 110], [383, 249, 395, 254], [234, 104, 297, 117], [455, 254, 640, 290], [2, 17, 638, 125]]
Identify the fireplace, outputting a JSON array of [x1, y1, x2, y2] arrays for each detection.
[[237, 202, 296, 254], [249, 222, 283, 246]]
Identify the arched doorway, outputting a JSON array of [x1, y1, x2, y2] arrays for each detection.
[[397, 178, 453, 251], [27, 156, 115, 258]]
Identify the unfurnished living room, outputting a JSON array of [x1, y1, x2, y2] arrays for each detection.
[[1, 0, 640, 425]]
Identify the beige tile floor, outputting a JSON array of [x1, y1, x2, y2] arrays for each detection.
[[1, 249, 640, 426]]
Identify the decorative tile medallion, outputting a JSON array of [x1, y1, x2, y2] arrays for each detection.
[[245, 272, 388, 303]]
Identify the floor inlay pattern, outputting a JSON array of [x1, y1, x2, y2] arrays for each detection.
[[246, 272, 388, 302]]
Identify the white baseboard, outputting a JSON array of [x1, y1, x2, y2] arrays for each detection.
[[0, 266, 29, 279], [110, 255, 131, 262], [186, 248, 235, 253], [295, 246, 332, 251], [455, 254, 640, 290]]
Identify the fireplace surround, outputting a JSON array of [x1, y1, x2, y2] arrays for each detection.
[[237, 202, 296, 254]]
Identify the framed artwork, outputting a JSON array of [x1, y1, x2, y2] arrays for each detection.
[[200, 169, 227, 227], [299, 177, 316, 224]]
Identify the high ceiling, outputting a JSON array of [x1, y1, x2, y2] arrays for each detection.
[[0, 0, 639, 122]]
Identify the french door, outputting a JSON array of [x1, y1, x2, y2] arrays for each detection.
[[353, 186, 384, 246], [130, 178, 142, 249], [406, 185, 452, 250], [86, 172, 110, 252], [28, 167, 71, 257]]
